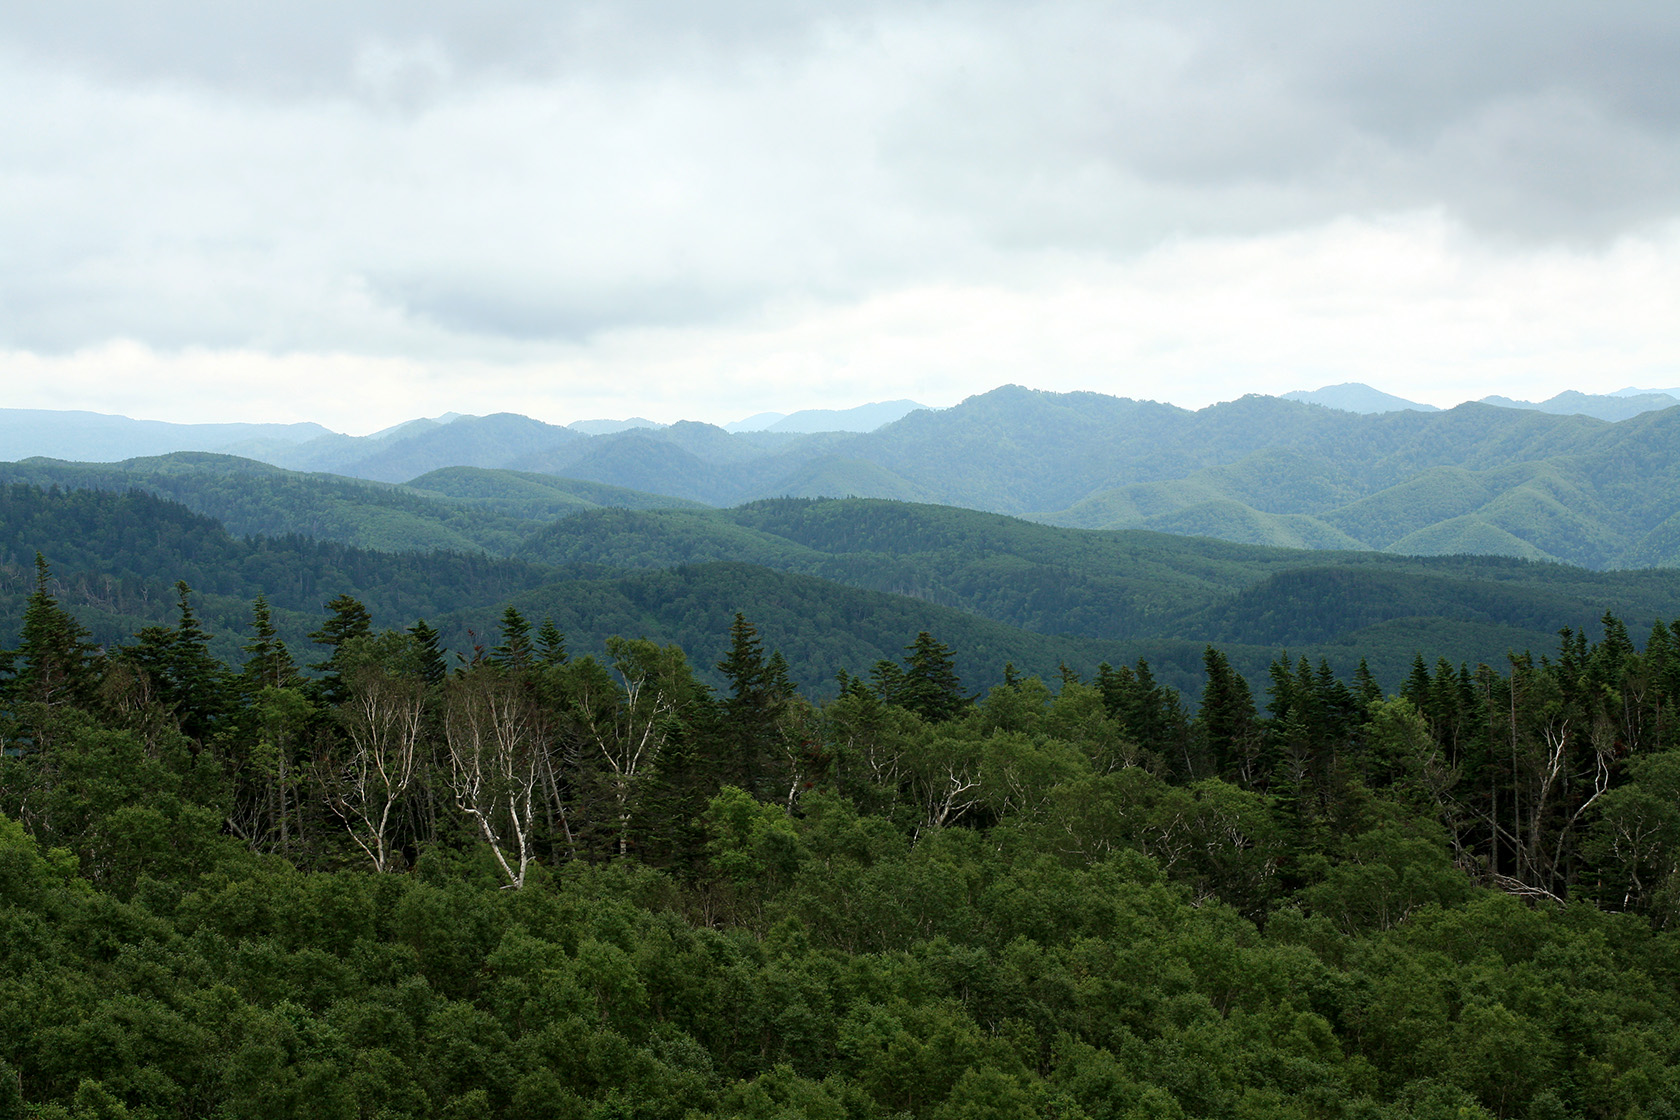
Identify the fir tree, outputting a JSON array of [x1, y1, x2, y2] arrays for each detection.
[[898, 631, 966, 723], [309, 594, 373, 705], [169, 581, 232, 741], [241, 595, 299, 692], [491, 605, 534, 671], [535, 618, 568, 667], [408, 619, 448, 688], [1196, 646, 1261, 785], [7, 554, 100, 710]]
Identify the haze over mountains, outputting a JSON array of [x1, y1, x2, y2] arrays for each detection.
[[8, 383, 1680, 571]]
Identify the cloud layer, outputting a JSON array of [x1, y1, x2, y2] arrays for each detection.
[[3, 2, 1678, 429]]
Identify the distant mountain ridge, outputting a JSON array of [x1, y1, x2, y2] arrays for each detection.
[[725, 399, 930, 433], [1477, 389, 1680, 422], [0, 408, 331, 462], [13, 386, 1680, 568], [1280, 382, 1680, 421], [1282, 384, 1439, 413]]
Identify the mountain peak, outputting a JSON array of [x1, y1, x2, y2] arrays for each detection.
[[1281, 383, 1439, 414]]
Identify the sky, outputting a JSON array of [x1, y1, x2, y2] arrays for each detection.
[[3, 2, 1679, 435]]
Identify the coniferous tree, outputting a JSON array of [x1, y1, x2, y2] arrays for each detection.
[[535, 617, 568, 667], [898, 631, 966, 723], [309, 594, 373, 705], [168, 581, 232, 742], [869, 658, 905, 705], [717, 613, 778, 788], [5, 554, 100, 712], [241, 595, 299, 692], [1353, 658, 1383, 708], [407, 619, 448, 689], [1196, 646, 1261, 785], [491, 605, 534, 672]]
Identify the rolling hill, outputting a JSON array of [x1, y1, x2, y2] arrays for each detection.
[[13, 388, 1680, 571], [5, 483, 1679, 699]]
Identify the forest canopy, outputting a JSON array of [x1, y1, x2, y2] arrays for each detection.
[[5, 542, 1680, 1118]]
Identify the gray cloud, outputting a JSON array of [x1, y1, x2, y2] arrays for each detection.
[[3, 1, 1678, 356]]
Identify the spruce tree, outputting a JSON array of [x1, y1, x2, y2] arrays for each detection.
[[408, 619, 448, 688], [898, 631, 966, 722], [241, 595, 299, 692], [7, 554, 100, 710], [491, 606, 534, 671], [535, 618, 568, 667], [309, 594, 373, 705]]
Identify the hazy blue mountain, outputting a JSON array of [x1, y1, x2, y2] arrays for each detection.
[[15, 388, 1680, 569], [0, 407, 331, 462], [1036, 403, 1680, 567], [403, 466, 707, 518], [565, 417, 665, 435], [1478, 390, 1680, 421], [766, 399, 930, 432], [261, 412, 586, 480], [724, 399, 929, 433], [724, 411, 787, 432], [1282, 383, 1440, 413]]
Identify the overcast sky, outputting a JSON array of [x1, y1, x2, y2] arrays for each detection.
[[4, 2, 1679, 433]]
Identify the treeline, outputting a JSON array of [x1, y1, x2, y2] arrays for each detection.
[[6, 560, 1680, 1116]]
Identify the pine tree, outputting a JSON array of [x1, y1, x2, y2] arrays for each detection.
[[241, 595, 299, 692], [408, 619, 448, 688], [309, 594, 373, 705], [898, 631, 966, 723], [535, 618, 568, 667], [491, 605, 534, 672], [7, 554, 100, 710]]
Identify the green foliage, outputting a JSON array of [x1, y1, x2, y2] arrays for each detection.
[[10, 454, 1680, 1116]]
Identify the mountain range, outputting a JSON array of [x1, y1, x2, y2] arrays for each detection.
[[10, 384, 1680, 569], [1284, 383, 1680, 418]]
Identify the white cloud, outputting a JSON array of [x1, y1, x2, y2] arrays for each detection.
[[7, 213, 1677, 431], [2, 3, 1679, 426]]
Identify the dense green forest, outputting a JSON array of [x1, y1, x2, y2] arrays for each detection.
[[0, 484, 1194, 697], [9, 475, 1680, 1116], [9, 476, 1680, 1114], [7, 470, 1680, 696]]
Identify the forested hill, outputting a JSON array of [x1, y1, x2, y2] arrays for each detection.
[[250, 388, 1680, 570], [5, 482, 1680, 700], [0, 454, 704, 556], [295, 389, 1680, 571], [0, 483, 1206, 696], [518, 497, 1680, 684], [14, 388, 1680, 568], [7, 475, 1680, 1116]]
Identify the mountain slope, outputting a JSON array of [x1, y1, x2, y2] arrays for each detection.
[[12, 389, 1680, 569], [516, 497, 1680, 685], [0, 454, 700, 556], [0, 407, 330, 462]]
